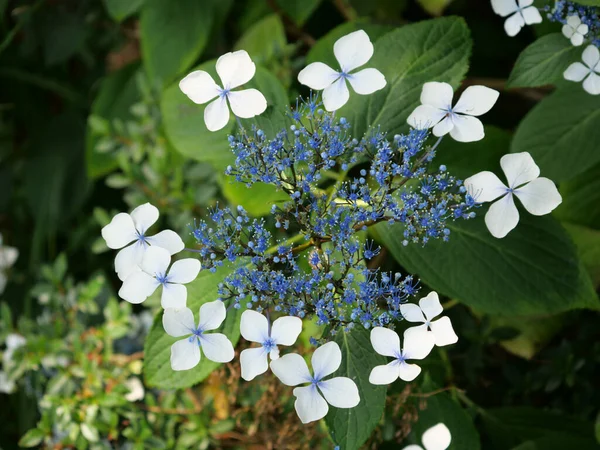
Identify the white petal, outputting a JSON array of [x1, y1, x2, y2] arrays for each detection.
[[198, 300, 226, 331], [370, 327, 401, 357], [0, 247, 18, 269], [432, 116, 454, 137], [227, 88, 267, 118], [522, 6, 542, 25], [582, 45, 600, 68], [270, 353, 312, 386], [564, 62, 589, 82], [318, 377, 360, 408], [400, 304, 426, 323], [322, 77, 350, 112], [402, 327, 436, 360], [453, 86, 499, 116], [199, 332, 234, 363], [101, 213, 137, 249], [179, 70, 220, 104], [504, 12, 525, 37], [292, 385, 329, 424], [168, 259, 201, 284], [419, 292, 443, 322], [571, 33, 584, 47], [297, 62, 339, 90], [567, 15, 581, 29], [348, 68, 386, 94], [162, 307, 195, 337], [369, 361, 401, 385], [420, 82, 454, 110], [429, 317, 459, 347], [118, 271, 158, 304], [485, 194, 520, 239], [161, 283, 187, 309], [145, 230, 184, 255], [140, 246, 171, 277], [401, 446, 424, 450], [0, 371, 15, 393], [398, 361, 422, 382], [130, 203, 159, 235], [6, 334, 26, 350], [422, 423, 452, 450], [124, 377, 145, 402], [500, 152, 540, 188], [312, 341, 342, 380], [514, 177, 562, 215], [240, 347, 269, 381], [114, 241, 147, 281], [562, 24, 575, 39], [170, 337, 200, 371], [491, 0, 518, 16], [578, 24, 589, 35], [269, 316, 302, 346], [240, 309, 269, 343], [583, 72, 600, 95], [464, 171, 508, 203], [407, 105, 446, 130], [216, 50, 256, 89], [449, 114, 485, 142], [204, 97, 230, 132], [333, 29, 373, 72]]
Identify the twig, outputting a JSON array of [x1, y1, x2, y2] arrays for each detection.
[[331, 0, 358, 21]]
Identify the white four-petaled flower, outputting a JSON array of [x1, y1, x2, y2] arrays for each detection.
[[0, 233, 18, 295], [119, 246, 200, 308], [101, 203, 184, 281], [491, 0, 543, 37], [298, 30, 386, 112], [464, 152, 562, 239], [564, 45, 600, 95], [562, 15, 589, 47], [0, 333, 26, 394], [179, 50, 267, 132], [270, 341, 360, 424], [369, 327, 435, 385], [407, 82, 499, 143], [239, 310, 302, 381], [163, 301, 235, 371], [403, 423, 452, 450], [400, 292, 458, 347]]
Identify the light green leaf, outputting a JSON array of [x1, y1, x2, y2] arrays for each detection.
[[511, 86, 600, 182], [276, 0, 321, 25], [416, 0, 455, 16], [221, 179, 288, 217], [564, 223, 600, 287], [325, 328, 387, 450], [18, 428, 45, 448], [571, 0, 600, 5], [234, 14, 286, 65], [103, 0, 145, 22]]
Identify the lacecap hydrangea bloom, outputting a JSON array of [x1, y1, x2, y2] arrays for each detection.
[[491, 0, 543, 37]]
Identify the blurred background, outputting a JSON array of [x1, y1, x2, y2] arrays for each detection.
[[0, 0, 599, 449]]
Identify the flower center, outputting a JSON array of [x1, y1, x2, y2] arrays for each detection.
[[155, 272, 169, 284], [219, 87, 231, 98], [262, 338, 277, 352]]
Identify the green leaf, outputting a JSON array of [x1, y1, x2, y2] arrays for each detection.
[[139, 0, 214, 84], [506, 34, 581, 88], [373, 214, 599, 315], [275, 0, 321, 25], [161, 63, 288, 170], [336, 17, 471, 139], [103, 0, 145, 22], [555, 162, 600, 229], [221, 179, 288, 217], [325, 328, 387, 450], [234, 14, 286, 66], [564, 223, 600, 287], [143, 268, 243, 389], [571, 0, 600, 5], [511, 86, 600, 182], [416, 0, 455, 16], [19, 428, 45, 448]]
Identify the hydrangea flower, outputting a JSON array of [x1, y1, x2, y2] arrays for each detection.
[[0, 333, 26, 394], [464, 152, 562, 239], [491, 0, 543, 37], [101, 203, 184, 281], [239, 310, 302, 381], [297, 30, 386, 111], [407, 82, 499, 142], [564, 45, 600, 95], [119, 246, 201, 308], [0, 233, 18, 295], [124, 377, 145, 402], [369, 327, 435, 384], [270, 342, 360, 423], [179, 50, 267, 131], [400, 291, 458, 347], [403, 423, 452, 450], [163, 301, 235, 371], [562, 15, 589, 46]]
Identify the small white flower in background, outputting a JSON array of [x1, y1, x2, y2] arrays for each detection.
[[298, 30, 386, 112], [403, 423, 452, 450], [119, 246, 200, 308], [562, 15, 589, 46], [464, 152, 562, 239], [124, 377, 145, 402], [0, 233, 18, 295], [179, 50, 267, 132], [490, 0, 543, 37], [400, 292, 458, 347], [0, 333, 26, 394], [407, 82, 499, 143], [270, 341, 360, 424], [369, 327, 435, 385], [101, 203, 184, 281], [239, 310, 302, 381], [564, 45, 600, 95], [163, 301, 234, 371]]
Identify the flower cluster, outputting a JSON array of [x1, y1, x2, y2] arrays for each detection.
[[545, 1, 600, 47]]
